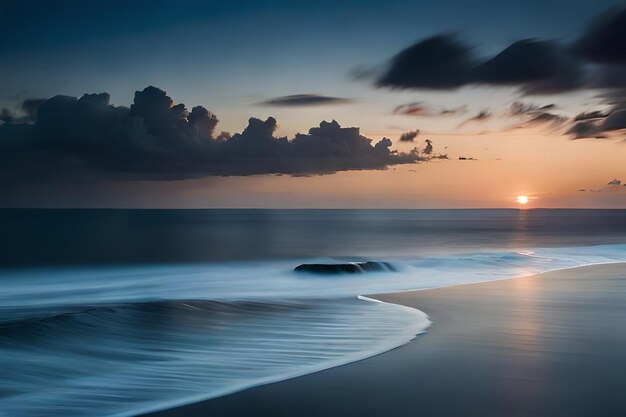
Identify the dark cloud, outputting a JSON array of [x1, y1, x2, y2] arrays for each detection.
[[393, 102, 467, 117], [567, 109, 626, 139], [455, 102, 565, 132], [375, 35, 582, 95], [377, 35, 476, 90], [566, 120, 607, 139], [528, 112, 566, 124], [593, 65, 626, 89], [423, 139, 433, 155], [1, 98, 46, 123], [0, 86, 426, 185], [575, 8, 626, 65], [440, 106, 467, 116], [393, 103, 426, 116], [362, 6, 626, 139], [574, 110, 610, 121], [508, 102, 557, 117], [603, 109, 626, 131], [473, 39, 583, 94], [470, 109, 491, 121], [399, 130, 420, 142], [458, 109, 491, 127], [600, 88, 626, 107], [574, 9, 626, 93], [507, 102, 567, 129], [371, 9, 626, 96], [567, 89, 626, 138], [258, 94, 352, 107], [524, 112, 568, 128]]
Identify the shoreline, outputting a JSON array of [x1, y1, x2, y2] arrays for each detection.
[[141, 262, 626, 417]]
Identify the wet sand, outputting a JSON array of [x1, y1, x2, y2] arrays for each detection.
[[141, 263, 626, 417]]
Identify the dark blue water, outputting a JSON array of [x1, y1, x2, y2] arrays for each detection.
[[1, 209, 626, 417], [2, 209, 626, 266]]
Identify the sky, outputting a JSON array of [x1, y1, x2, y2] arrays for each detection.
[[1, 0, 626, 208]]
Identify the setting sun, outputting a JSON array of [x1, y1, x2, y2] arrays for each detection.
[[516, 195, 529, 205]]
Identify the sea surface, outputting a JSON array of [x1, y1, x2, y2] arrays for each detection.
[[1, 209, 626, 417]]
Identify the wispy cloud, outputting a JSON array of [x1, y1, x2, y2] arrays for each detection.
[[393, 102, 467, 117], [257, 94, 352, 107]]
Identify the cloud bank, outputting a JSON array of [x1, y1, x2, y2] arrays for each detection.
[[0, 87, 428, 185]]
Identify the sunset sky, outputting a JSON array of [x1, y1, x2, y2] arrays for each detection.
[[1, 0, 626, 208]]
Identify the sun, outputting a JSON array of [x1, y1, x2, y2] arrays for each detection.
[[516, 195, 529, 205]]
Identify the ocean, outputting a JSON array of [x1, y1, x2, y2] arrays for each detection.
[[1, 209, 626, 417]]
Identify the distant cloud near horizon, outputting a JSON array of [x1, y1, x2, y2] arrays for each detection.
[[399, 130, 420, 142], [507, 102, 567, 129], [579, 178, 626, 192], [393, 102, 467, 117], [458, 109, 491, 128], [0, 87, 430, 186], [257, 94, 352, 107]]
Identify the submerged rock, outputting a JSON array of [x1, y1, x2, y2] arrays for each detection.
[[294, 261, 396, 274]]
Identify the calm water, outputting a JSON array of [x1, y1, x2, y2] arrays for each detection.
[[1, 209, 626, 417]]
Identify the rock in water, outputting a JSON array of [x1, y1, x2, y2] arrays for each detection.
[[294, 261, 395, 274]]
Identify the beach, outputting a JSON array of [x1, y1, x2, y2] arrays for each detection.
[[5, 1, 626, 415], [142, 263, 626, 417]]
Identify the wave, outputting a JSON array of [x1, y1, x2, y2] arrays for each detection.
[[1, 243, 625, 416], [0, 298, 428, 417]]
